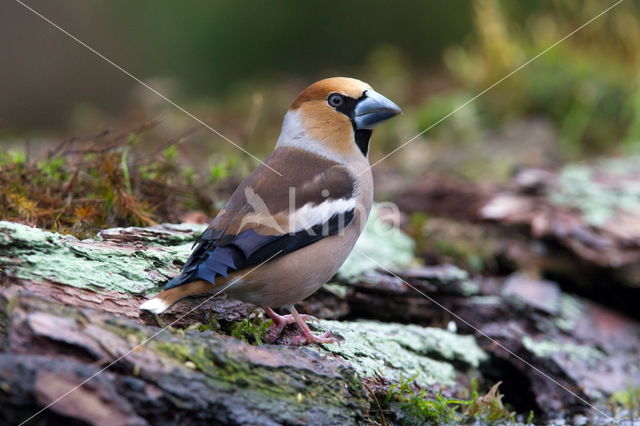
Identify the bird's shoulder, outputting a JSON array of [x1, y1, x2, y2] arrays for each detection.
[[211, 147, 357, 237], [169, 147, 357, 289]]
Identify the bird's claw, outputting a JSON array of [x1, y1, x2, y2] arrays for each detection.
[[262, 306, 330, 345], [265, 313, 316, 343], [289, 331, 338, 346]]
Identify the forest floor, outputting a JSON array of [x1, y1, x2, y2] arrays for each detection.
[[1, 153, 640, 425]]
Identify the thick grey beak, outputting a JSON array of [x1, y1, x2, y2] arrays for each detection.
[[353, 89, 402, 130]]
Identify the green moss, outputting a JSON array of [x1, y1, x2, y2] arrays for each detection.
[[338, 207, 415, 280], [386, 375, 462, 424], [0, 150, 26, 166], [154, 340, 216, 375], [0, 221, 56, 248], [150, 332, 369, 424], [553, 294, 585, 333], [522, 336, 605, 365], [229, 314, 272, 345], [610, 385, 640, 421], [0, 221, 196, 295], [150, 319, 489, 424], [386, 376, 516, 425], [194, 314, 220, 332], [549, 158, 640, 227], [313, 320, 488, 389], [0, 132, 220, 237]]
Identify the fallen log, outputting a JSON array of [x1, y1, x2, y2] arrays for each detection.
[[1, 220, 638, 424], [0, 221, 486, 425]]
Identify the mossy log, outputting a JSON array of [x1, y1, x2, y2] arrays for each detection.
[[0, 221, 486, 425], [1, 220, 639, 424], [479, 161, 640, 286], [397, 159, 640, 320]]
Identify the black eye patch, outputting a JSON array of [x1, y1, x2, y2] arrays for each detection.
[[328, 92, 371, 156], [331, 93, 365, 120]]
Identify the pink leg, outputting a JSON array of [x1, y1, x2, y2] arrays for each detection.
[[263, 306, 316, 343], [287, 306, 337, 346]]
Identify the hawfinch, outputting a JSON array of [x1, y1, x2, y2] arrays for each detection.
[[141, 77, 401, 344]]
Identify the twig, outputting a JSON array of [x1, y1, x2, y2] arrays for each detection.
[[364, 382, 388, 426]]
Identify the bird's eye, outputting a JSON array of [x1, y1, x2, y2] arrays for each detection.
[[328, 93, 344, 108]]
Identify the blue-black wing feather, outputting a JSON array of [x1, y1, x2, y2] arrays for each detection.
[[163, 210, 354, 290]]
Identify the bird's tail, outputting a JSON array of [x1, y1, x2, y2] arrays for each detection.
[[139, 280, 216, 314]]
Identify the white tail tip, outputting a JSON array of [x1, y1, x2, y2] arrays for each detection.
[[140, 297, 169, 314]]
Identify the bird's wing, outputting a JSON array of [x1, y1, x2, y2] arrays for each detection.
[[164, 148, 357, 290]]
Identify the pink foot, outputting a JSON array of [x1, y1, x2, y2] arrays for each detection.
[[289, 330, 338, 346], [264, 306, 338, 346], [263, 307, 316, 343]]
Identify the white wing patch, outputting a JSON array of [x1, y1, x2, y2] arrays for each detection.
[[288, 197, 356, 233]]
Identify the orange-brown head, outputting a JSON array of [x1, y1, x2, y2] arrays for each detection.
[[278, 77, 402, 158]]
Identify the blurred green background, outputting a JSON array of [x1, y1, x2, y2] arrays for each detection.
[[2, 1, 639, 157], [1, 0, 640, 233]]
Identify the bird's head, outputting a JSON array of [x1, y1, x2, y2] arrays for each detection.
[[277, 77, 402, 158]]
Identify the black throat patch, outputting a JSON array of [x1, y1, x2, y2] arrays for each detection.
[[354, 129, 372, 156], [334, 93, 371, 157]]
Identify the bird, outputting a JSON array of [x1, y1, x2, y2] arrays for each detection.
[[140, 77, 402, 345]]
